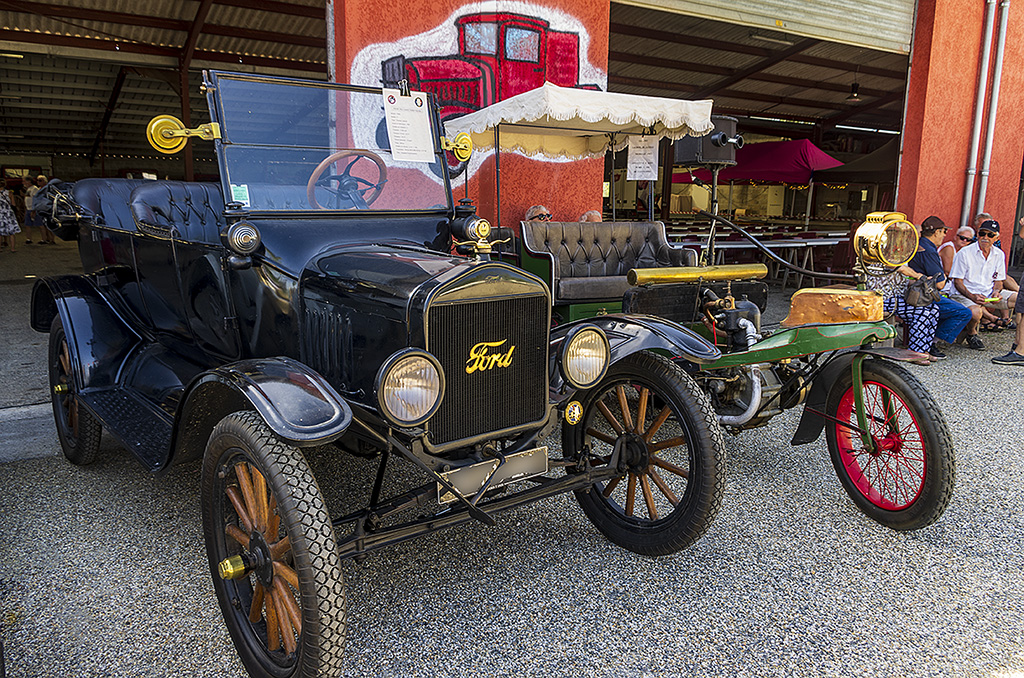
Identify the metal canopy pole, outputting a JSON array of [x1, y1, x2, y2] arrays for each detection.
[[700, 166, 721, 266], [495, 124, 500, 233], [611, 133, 617, 223]]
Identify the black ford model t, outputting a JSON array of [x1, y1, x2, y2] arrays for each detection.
[[31, 72, 729, 677]]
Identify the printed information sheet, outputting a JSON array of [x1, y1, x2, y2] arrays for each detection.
[[383, 89, 435, 163]]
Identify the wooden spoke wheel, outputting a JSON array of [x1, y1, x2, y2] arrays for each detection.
[[202, 412, 347, 678], [563, 351, 726, 556], [48, 316, 101, 465], [825, 359, 955, 531]]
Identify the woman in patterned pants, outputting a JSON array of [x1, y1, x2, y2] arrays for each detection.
[[868, 265, 940, 358]]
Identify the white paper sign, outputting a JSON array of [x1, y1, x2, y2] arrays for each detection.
[[627, 136, 659, 181], [382, 88, 435, 163]]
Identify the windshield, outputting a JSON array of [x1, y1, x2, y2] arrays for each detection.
[[206, 72, 451, 213]]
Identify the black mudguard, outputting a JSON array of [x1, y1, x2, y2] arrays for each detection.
[[549, 313, 720, 399], [30, 276, 142, 391], [791, 347, 931, 445], [170, 357, 354, 467]]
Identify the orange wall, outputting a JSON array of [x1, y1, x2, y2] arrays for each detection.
[[901, 0, 1024, 259], [331, 0, 610, 233]]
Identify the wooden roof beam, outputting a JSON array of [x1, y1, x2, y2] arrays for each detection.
[[0, 30, 326, 72], [3, 2, 323, 48], [688, 38, 819, 99], [609, 50, 894, 98], [87, 66, 127, 165], [610, 22, 906, 81]]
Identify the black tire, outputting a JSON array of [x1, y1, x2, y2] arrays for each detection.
[[202, 411, 347, 678], [48, 315, 101, 465], [563, 351, 726, 556], [825, 359, 955, 531]]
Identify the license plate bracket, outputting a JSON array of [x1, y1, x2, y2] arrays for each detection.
[[438, 446, 548, 504]]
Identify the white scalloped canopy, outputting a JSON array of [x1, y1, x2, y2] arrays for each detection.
[[444, 82, 714, 160]]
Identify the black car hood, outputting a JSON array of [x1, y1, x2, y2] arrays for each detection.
[[306, 243, 472, 307]]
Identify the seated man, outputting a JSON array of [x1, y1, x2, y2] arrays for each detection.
[[579, 210, 603, 223], [908, 216, 973, 359], [525, 204, 553, 222], [949, 219, 1017, 348], [975, 212, 1019, 294]]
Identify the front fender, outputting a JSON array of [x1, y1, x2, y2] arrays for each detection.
[[790, 348, 927, 445], [549, 314, 720, 398], [170, 357, 353, 467]]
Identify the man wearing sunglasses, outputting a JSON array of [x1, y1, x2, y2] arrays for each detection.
[[949, 219, 1017, 349], [525, 205, 553, 222], [992, 216, 1024, 365], [908, 216, 973, 359]]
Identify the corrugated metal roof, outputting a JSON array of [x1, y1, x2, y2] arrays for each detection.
[[0, 0, 907, 172]]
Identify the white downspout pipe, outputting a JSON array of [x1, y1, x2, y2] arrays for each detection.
[[976, 0, 1011, 212], [960, 0, 999, 228]]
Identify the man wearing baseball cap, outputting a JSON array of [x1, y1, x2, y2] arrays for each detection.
[[949, 218, 1017, 348]]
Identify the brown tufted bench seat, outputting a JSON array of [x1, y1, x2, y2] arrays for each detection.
[[520, 220, 697, 303]]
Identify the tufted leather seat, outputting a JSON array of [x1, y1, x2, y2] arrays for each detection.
[[520, 220, 697, 302], [72, 179, 148, 231], [129, 182, 226, 244]]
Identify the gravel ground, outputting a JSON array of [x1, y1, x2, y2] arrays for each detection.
[[2, 279, 1024, 678]]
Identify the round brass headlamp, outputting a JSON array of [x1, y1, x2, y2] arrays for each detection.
[[854, 211, 919, 268]]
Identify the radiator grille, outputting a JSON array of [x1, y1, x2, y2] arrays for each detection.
[[428, 295, 548, 446]]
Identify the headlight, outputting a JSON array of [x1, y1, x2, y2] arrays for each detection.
[[561, 326, 609, 389], [375, 350, 445, 427], [854, 212, 918, 267]]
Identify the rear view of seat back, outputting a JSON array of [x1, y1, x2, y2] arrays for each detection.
[[71, 179, 148, 232], [129, 182, 226, 245]]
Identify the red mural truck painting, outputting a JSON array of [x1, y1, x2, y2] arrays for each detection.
[[380, 11, 600, 175]]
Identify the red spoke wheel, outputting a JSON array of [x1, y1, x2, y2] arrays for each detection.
[[202, 412, 347, 678], [563, 351, 726, 556], [825, 359, 955, 530], [48, 316, 101, 465]]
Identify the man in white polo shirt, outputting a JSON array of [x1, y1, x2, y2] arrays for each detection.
[[949, 219, 1017, 349]]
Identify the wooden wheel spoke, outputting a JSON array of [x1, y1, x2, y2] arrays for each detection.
[[648, 467, 679, 506], [264, 588, 281, 651], [601, 475, 622, 498], [225, 524, 250, 547], [649, 435, 688, 453], [249, 582, 265, 623], [226, 486, 254, 533], [270, 587, 298, 654], [639, 473, 659, 520], [273, 561, 300, 591], [585, 427, 617, 446], [273, 575, 303, 637], [596, 400, 625, 435], [59, 343, 71, 375], [267, 495, 280, 539], [625, 474, 637, 517], [635, 387, 649, 433], [643, 406, 672, 442], [235, 464, 261, 532], [616, 385, 634, 432], [270, 535, 291, 561], [651, 454, 689, 478], [69, 398, 79, 437], [250, 465, 270, 535]]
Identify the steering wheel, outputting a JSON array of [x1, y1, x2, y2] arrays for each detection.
[[306, 149, 388, 209]]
